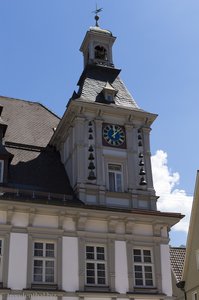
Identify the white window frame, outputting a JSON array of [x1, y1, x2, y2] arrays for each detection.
[[85, 244, 107, 286], [32, 240, 56, 284], [192, 292, 198, 300], [108, 163, 123, 192], [0, 160, 4, 183], [133, 248, 155, 287]]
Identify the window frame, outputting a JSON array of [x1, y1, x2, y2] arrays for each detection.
[[133, 247, 155, 288], [108, 163, 123, 192], [192, 292, 198, 300], [85, 244, 107, 286], [32, 240, 57, 285]]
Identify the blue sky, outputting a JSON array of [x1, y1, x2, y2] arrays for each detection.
[[1, 0, 198, 246]]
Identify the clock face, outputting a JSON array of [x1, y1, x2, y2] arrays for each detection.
[[102, 124, 126, 147]]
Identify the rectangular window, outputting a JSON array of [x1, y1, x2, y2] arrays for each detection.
[[86, 245, 107, 286], [0, 239, 3, 282], [192, 292, 198, 300], [108, 164, 122, 192], [33, 241, 56, 284], [0, 160, 4, 183], [133, 248, 154, 287]]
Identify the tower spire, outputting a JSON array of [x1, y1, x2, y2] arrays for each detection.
[[92, 5, 102, 27]]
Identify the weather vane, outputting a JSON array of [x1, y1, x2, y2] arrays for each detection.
[[92, 5, 103, 27]]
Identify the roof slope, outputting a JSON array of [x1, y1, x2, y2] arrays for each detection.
[[0, 96, 77, 198], [76, 65, 141, 109], [0, 96, 59, 148], [181, 171, 199, 289], [170, 247, 186, 283]]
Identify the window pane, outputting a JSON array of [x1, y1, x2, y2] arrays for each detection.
[[97, 263, 106, 285], [109, 172, 115, 192], [0, 162, 3, 182], [33, 260, 43, 282], [116, 173, 122, 192], [34, 243, 43, 257], [86, 262, 95, 276], [86, 262, 95, 284], [135, 279, 143, 286], [45, 260, 54, 283], [98, 277, 106, 284], [46, 243, 54, 257], [146, 279, 153, 286], [97, 247, 105, 260], [134, 249, 142, 262], [86, 246, 94, 259], [143, 250, 152, 263], [145, 266, 152, 272], [134, 265, 142, 271], [87, 277, 95, 284]]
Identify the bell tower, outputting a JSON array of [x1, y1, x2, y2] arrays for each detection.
[[80, 13, 115, 68], [51, 16, 158, 211]]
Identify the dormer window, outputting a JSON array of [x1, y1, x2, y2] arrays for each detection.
[[106, 93, 113, 102], [95, 45, 107, 60], [102, 82, 118, 103]]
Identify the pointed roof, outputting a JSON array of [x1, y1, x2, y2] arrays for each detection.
[[76, 64, 141, 109]]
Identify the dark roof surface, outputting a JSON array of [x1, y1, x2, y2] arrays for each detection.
[[0, 96, 78, 198], [0, 96, 59, 147], [76, 65, 141, 109], [170, 247, 186, 282]]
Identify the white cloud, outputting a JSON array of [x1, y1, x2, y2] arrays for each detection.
[[151, 150, 193, 233]]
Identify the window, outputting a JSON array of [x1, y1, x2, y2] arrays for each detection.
[[133, 248, 154, 287], [0, 160, 4, 183], [0, 239, 3, 282], [192, 292, 198, 300], [33, 241, 56, 284], [108, 164, 122, 192], [86, 245, 107, 285], [95, 45, 107, 60]]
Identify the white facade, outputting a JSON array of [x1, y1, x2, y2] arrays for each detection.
[[0, 201, 180, 300]]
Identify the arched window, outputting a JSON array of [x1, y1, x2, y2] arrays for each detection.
[[94, 45, 107, 60]]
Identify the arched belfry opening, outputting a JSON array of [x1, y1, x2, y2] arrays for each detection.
[[94, 45, 107, 60]]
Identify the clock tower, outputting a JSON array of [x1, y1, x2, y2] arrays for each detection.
[[51, 19, 158, 211]]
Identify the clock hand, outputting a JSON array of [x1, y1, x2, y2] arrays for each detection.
[[112, 129, 120, 138]]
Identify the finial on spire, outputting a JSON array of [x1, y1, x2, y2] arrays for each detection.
[[92, 5, 103, 27]]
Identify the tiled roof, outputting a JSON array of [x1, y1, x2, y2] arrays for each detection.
[[0, 96, 59, 147], [0, 96, 82, 202], [76, 65, 142, 109], [170, 247, 186, 282]]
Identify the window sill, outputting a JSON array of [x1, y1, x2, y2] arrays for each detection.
[[84, 285, 110, 292], [132, 287, 158, 294], [31, 284, 58, 291], [106, 191, 130, 198]]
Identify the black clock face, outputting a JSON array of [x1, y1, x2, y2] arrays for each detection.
[[103, 124, 126, 147]]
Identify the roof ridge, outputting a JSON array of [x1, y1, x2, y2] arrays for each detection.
[[0, 95, 60, 119]]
